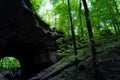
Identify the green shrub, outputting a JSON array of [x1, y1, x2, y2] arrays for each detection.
[[100, 29, 113, 36], [0, 57, 21, 69]]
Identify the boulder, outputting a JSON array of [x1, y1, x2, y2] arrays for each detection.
[[0, 0, 61, 79]]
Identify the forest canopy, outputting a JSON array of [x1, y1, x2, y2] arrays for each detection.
[[30, 0, 120, 37]]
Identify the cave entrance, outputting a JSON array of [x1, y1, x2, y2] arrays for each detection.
[[0, 56, 21, 69]]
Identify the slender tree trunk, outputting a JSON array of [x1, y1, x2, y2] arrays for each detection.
[[112, 0, 120, 31], [97, 13, 101, 35], [112, 0, 120, 15], [79, 1, 84, 37], [54, 12, 57, 28], [82, 0, 98, 80], [105, 0, 118, 34], [67, 0, 78, 63]]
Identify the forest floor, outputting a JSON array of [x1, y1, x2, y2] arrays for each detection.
[[29, 35, 120, 80], [0, 35, 120, 80]]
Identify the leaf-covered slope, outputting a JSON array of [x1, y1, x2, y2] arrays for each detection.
[[29, 36, 120, 80]]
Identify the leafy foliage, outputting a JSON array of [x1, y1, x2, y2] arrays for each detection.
[[100, 29, 114, 36], [30, 0, 42, 13], [0, 57, 20, 69]]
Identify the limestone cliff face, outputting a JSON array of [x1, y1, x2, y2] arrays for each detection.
[[0, 0, 60, 79]]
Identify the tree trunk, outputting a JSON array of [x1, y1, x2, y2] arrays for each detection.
[[112, 0, 120, 15], [54, 13, 57, 29], [112, 0, 120, 31], [67, 0, 78, 66], [105, 0, 119, 34], [79, 1, 84, 37], [67, 0, 77, 56], [82, 0, 98, 80]]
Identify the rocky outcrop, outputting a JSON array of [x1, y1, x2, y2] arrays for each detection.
[[0, 67, 21, 80], [0, 0, 62, 79]]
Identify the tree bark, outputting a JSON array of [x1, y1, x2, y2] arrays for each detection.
[[82, 0, 98, 80], [67, 0, 77, 56], [112, 0, 120, 15], [105, 0, 118, 34], [67, 0, 79, 68], [112, 0, 120, 31], [79, 1, 84, 37]]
